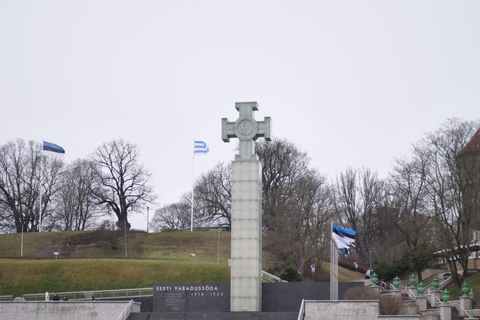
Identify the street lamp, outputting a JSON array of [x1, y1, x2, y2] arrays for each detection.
[[124, 219, 128, 258], [469, 289, 474, 319], [217, 223, 220, 264], [147, 207, 150, 234]]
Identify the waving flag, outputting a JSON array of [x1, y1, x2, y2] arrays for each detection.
[[332, 223, 356, 250], [194, 140, 209, 154], [42, 141, 65, 157]]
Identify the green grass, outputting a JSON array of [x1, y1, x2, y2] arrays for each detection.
[[0, 230, 373, 299], [0, 258, 230, 297], [0, 230, 232, 262], [0, 230, 233, 297]]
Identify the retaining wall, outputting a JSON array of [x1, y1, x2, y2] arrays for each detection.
[[0, 301, 139, 320]]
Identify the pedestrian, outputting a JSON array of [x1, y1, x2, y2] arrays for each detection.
[[45, 292, 50, 301], [53, 293, 60, 301], [380, 280, 386, 292]]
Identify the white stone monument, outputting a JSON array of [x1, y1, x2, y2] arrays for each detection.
[[222, 102, 271, 312]]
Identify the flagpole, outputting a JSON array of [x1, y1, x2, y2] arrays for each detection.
[[39, 141, 43, 233], [191, 139, 195, 232], [330, 220, 339, 300], [21, 227, 24, 257], [330, 221, 333, 299]]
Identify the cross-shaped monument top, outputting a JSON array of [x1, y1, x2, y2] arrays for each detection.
[[222, 102, 272, 160]]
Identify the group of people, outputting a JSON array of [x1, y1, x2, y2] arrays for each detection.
[[45, 292, 68, 301]]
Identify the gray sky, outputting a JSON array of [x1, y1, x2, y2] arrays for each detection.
[[1, 1, 479, 230]]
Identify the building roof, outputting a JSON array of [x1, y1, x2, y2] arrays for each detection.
[[458, 128, 480, 155]]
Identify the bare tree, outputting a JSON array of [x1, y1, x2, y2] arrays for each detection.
[[421, 118, 480, 288], [332, 167, 385, 262], [0, 139, 64, 232], [255, 138, 310, 232], [388, 151, 435, 281], [90, 139, 155, 230], [283, 168, 333, 268], [193, 162, 232, 226], [55, 159, 104, 231], [150, 202, 191, 231]]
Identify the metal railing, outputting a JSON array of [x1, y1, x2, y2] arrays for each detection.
[[116, 299, 134, 320], [459, 303, 471, 318], [23, 287, 153, 301], [0, 295, 13, 301], [262, 270, 287, 283], [297, 299, 306, 320], [407, 288, 416, 299]]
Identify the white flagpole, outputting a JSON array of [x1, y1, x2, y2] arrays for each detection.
[[39, 141, 43, 233], [191, 139, 195, 232], [330, 222, 333, 299], [330, 221, 339, 300]]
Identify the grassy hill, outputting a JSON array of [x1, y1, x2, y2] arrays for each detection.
[[0, 229, 364, 298]]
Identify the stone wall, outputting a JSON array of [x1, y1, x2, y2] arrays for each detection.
[[0, 301, 139, 320], [303, 300, 421, 320]]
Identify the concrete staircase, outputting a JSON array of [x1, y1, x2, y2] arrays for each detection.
[[128, 312, 298, 320]]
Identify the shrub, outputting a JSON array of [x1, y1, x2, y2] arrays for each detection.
[[279, 264, 302, 282], [344, 286, 400, 315]]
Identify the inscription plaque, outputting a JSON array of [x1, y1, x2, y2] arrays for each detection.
[[153, 283, 230, 312]]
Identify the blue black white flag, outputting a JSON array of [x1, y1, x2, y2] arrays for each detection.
[[194, 140, 209, 154], [42, 141, 65, 157], [332, 223, 356, 251]]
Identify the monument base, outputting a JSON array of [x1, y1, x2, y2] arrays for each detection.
[[230, 159, 263, 312]]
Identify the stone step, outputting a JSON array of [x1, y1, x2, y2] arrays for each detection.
[[128, 312, 299, 320]]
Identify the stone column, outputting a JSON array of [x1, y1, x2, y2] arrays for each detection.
[[440, 305, 451, 320], [461, 296, 470, 313], [417, 297, 427, 311], [230, 159, 263, 311], [408, 287, 418, 300], [430, 291, 441, 307]]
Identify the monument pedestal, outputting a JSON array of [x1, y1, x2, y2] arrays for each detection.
[[230, 159, 263, 311]]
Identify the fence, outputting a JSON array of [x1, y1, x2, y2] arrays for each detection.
[[23, 287, 153, 301]]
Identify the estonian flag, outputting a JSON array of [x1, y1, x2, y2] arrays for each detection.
[[42, 141, 65, 157], [194, 140, 209, 154], [332, 223, 356, 251]]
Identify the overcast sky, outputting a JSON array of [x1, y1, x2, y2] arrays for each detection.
[[1, 1, 479, 230]]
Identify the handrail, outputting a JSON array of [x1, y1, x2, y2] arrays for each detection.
[[435, 294, 443, 306], [262, 270, 287, 283], [23, 287, 153, 301], [116, 299, 134, 320], [407, 288, 416, 299], [459, 303, 471, 318], [297, 299, 306, 320], [0, 295, 13, 301]]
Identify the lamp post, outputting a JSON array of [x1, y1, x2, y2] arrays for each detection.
[[146, 206, 150, 234], [124, 219, 128, 258], [217, 223, 220, 264], [21, 226, 24, 257], [469, 289, 474, 319]]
